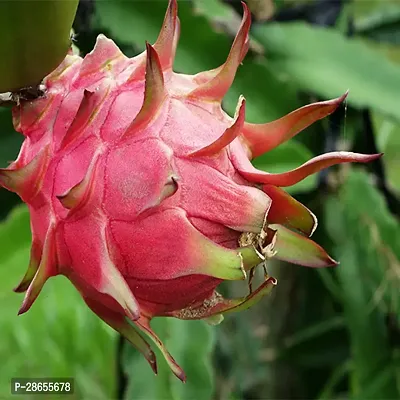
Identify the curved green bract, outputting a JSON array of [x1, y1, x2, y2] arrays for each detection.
[[0, 0, 78, 92]]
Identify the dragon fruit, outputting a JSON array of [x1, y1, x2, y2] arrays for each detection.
[[0, 0, 380, 381]]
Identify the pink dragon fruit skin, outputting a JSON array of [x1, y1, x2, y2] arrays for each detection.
[[0, 0, 381, 381]]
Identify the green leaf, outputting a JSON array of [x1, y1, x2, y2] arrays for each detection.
[[253, 22, 400, 121], [324, 170, 400, 399], [354, 3, 400, 44], [284, 316, 345, 349], [224, 59, 300, 123], [338, 170, 400, 317], [372, 113, 400, 193], [0, 108, 23, 168], [0, 108, 24, 219], [318, 360, 351, 400], [95, 0, 230, 73], [192, 0, 235, 20], [252, 140, 317, 194], [0, 205, 116, 399], [123, 318, 216, 400]]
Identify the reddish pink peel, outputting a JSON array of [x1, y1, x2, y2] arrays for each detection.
[[45, 55, 82, 88], [122, 43, 166, 140], [109, 208, 261, 282], [154, 0, 179, 71], [77, 35, 129, 84], [189, 96, 246, 157], [0, 145, 50, 202], [188, 2, 250, 101], [18, 224, 58, 315], [14, 239, 42, 293], [177, 158, 270, 233], [63, 216, 141, 320], [60, 89, 102, 150], [130, 0, 179, 80], [12, 92, 60, 138], [57, 154, 101, 212]]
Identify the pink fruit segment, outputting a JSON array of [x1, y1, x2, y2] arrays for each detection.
[[0, 0, 380, 381]]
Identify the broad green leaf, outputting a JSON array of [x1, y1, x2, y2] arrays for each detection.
[[253, 22, 400, 121], [226, 312, 268, 391], [0, 206, 116, 399], [324, 170, 400, 398], [192, 0, 235, 20], [0, 108, 23, 168], [318, 360, 352, 399], [351, 0, 399, 18], [123, 319, 174, 400], [0, 109, 23, 219], [123, 318, 215, 400], [284, 316, 345, 349], [339, 170, 400, 316], [357, 11, 400, 45], [169, 319, 215, 399], [224, 59, 300, 123], [372, 113, 400, 193], [0, 204, 31, 260], [95, 0, 230, 73], [353, 2, 400, 45]]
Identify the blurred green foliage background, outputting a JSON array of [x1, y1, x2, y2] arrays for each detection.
[[0, 0, 399, 399]]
